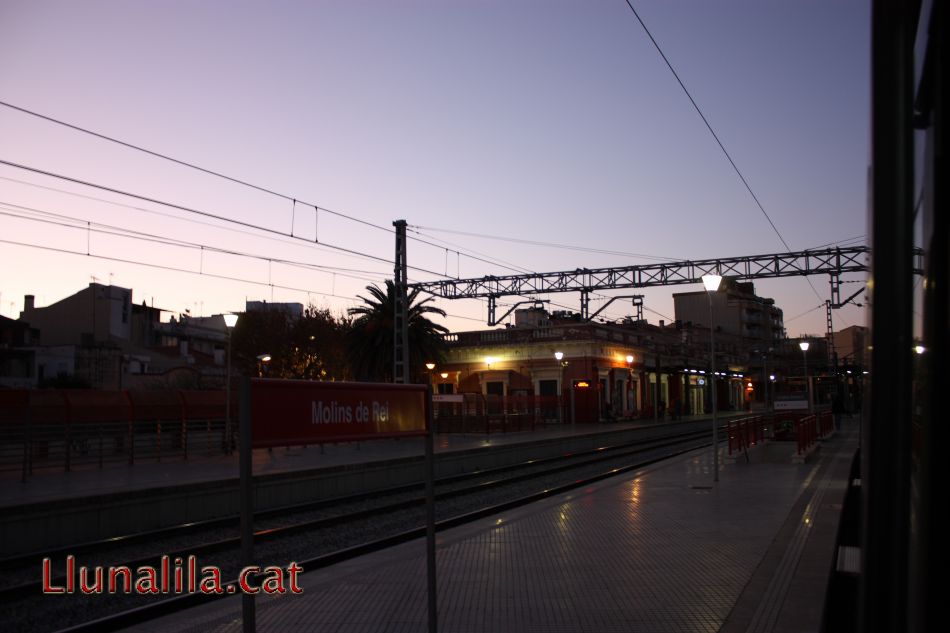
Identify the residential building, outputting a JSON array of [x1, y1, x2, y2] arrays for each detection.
[[673, 280, 785, 348], [11, 284, 230, 389]]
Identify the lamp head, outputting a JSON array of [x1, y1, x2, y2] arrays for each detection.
[[223, 313, 239, 328], [425, 362, 436, 371], [799, 341, 810, 352], [554, 351, 564, 361], [702, 274, 722, 293]]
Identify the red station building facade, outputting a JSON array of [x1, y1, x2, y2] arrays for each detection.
[[427, 307, 757, 423]]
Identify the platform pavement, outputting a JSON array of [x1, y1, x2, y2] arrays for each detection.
[[0, 415, 717, 509], [123, 418, 857, 633]]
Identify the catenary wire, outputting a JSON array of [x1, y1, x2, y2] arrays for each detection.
[[0, 202, 387, 285], [407, 227, 535, 275], [0, 175, 392, 272], [620, 1, 828, 306], [0, 100, 394, 235], [1, 236, 485, 325], [621, 0, 788, 252], [0, 158, 451, 280], [2, 170, 532, 282], [410, 224, 681, 261], [0, 99, 523, 271]]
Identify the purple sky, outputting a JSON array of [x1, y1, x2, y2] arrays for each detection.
[[0, 0, 870, 337]]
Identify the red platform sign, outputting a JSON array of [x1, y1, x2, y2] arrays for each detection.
[[249, 378, 428, 448]]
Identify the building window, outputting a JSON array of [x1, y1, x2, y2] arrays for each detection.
[[539, 379, 558, 396]]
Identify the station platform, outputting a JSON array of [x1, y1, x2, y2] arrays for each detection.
[[0, 416, 702, 509], [124, 419, 858, 633]]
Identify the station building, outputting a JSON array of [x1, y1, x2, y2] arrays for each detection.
[[429, 307, 756, 422]]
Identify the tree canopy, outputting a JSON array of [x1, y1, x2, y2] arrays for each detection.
[[346, 280, 448, 383], [231, 304, 351, 380]]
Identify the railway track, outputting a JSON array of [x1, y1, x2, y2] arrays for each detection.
[[0, 425, 721, 632]]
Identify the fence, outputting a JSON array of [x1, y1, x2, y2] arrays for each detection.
[[727, 415, 772, 455], [727, 409, 835, 457], [796, 411, 834, 455], [0, 389, 232, 479], [434, 394, 568, 434]]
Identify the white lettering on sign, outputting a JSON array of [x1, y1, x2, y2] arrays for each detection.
[[372, 401, 389, 423], [311, 400, 391, 425]]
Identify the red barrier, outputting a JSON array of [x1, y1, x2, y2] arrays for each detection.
[[796, 414, 822, 454], [727, 416, 769, 456]]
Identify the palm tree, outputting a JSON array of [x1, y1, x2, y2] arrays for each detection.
[[346, 280, 449, 382]]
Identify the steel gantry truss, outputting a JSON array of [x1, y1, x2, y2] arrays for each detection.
[[410, 245, 924, 325]]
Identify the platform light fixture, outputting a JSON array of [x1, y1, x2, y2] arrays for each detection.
[[223, 313, 239, 454], [256, 353, 271, 378], [701, 274, 722, 483], [554, 352, 566, 425], [799, 341, 810, 412]]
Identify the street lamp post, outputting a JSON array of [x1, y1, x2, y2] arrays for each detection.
[[554, 351, 565, 425], [769, 374, 776, 412], [625, 355, 634, 418], [799, 341, 810, 412], [256, 354, 271, 378], [702, 274, 722, 483], [223, 313, 238, 454]]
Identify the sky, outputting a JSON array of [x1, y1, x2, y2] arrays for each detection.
[[0, 0, 870, 338]]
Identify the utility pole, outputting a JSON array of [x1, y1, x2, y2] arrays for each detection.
[[393, 220, 410, 384]]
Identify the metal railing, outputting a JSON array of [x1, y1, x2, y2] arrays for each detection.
[[727, 415, 772, 455], [0, 389, 232, 479]]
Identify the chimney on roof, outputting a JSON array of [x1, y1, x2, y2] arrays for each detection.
[[659, 319, 665, 327], [24, 295, 35, 311]]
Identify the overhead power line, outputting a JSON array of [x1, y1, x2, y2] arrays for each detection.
[[410, 224, 680, 261], [0, 237, 361, 304], [0, 158, 451, 280], [0, 99, 512, 275], [621, 1, 790, 252], [0, 236, 485, 325], [0, 175, 390, 263], [0, 99, 393, 235], [784, 303, 825, 323], [620, 1, 830, 306], [0, 201, 387, 284]]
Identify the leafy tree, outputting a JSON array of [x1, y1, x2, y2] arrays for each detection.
[[231, 309, 293, 378], [231, 305, 350, 380], [286, 306, 351, 381], [346, 280, 448, 382]]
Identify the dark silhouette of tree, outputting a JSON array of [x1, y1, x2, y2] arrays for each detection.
[[231, 309, 292, 377], [346, 280, 448, 382], [286, 306, 351, 381], [231, 305, 350, 380]]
